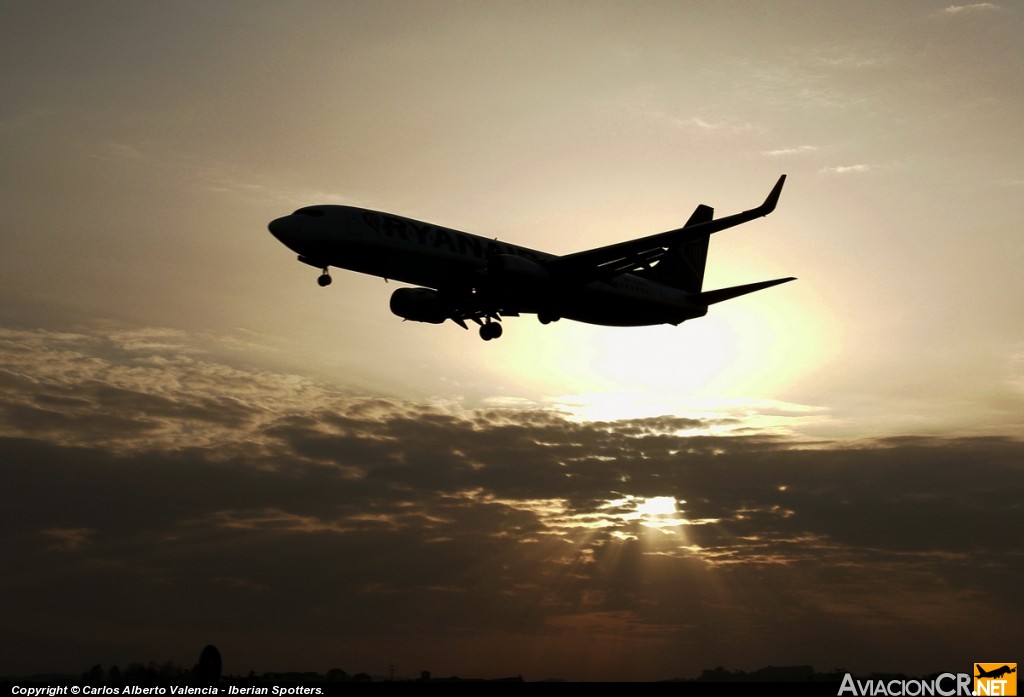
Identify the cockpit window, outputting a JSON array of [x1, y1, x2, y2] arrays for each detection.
[[293, 207, 326, 217]]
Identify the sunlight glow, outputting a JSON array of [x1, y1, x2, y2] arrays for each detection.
[[600, 494, 695, 539], [454, 490, 708, 544], [546, 393, 828, 438], [476, 293, 839, 436], [636, 496, 678, 517]]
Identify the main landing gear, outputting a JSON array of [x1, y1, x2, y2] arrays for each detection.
[[479, 321, 503, 341], [317, 268, 332, 287]]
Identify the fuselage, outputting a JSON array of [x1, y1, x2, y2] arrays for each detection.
[[268, 205, 708, 327]]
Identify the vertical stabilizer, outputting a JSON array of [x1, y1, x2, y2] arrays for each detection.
[[648, 204, 713, 293]]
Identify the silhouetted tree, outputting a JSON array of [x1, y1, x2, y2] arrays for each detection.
[[326, 668, 349, 682], [123, 662, 158, 685], [158, 661, 186, 682], [82, 664, 104, 684], [194, 645, 221, 683]]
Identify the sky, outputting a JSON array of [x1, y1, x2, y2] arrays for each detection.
[[0, 0, 1022, 682]]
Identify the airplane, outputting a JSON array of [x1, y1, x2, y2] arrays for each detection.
[[268, 175, 795, 341], [976, 665, 1017, 680]]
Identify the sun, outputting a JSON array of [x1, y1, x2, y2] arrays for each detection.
[[469, 278, 837, 436], [636, 496, 679, 518], [597, 494, 689, 541]]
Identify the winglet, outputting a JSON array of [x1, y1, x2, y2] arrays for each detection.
[[755, 174, 786, 217]]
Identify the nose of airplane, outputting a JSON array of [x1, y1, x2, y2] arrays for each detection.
[[268, 215, 292, 242]]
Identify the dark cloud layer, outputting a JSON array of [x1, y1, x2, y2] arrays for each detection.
[[1, 328, 1021, 681]]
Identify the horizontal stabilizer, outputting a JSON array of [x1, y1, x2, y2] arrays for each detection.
[[695, 277, 796, 306]]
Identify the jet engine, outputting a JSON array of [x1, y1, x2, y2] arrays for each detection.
[[389, 287, 449, 324]]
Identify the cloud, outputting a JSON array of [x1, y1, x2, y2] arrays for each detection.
[[41, 527, 96, 552], [812, 52, 888, 69], [1, 324, 1022, 680], [617, 90, 765, 138], [87, 139, 367, 207], [762, 145, 819, 157], [940, 3, 998, 14], [0, 326, 327, 453], [819, 164, 872, 174], [669, 115, 762, 134]]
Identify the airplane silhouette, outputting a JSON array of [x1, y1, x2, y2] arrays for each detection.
[[976, 665, 1017, 680], [268, 175, 795, 340]]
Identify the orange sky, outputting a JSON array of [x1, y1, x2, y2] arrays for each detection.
[[1, 0, 1022, 681]]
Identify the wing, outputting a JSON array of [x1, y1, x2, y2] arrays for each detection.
[[546, 175, 786, 284]]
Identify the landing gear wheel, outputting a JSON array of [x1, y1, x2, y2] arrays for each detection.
[[479, 323, 503, 341], [317, 272, 332, 287], [538, 313, 560, 325]]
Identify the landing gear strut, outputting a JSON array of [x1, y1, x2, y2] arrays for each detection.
[[317, 268, 332, 287], [479, 322, 503, 341]]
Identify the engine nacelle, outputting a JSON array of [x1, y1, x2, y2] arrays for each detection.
[[389, 287, 449, 324], [486, 254, 550, 289]]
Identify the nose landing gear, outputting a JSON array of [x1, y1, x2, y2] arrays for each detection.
[[317, 268, 332, 287]]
